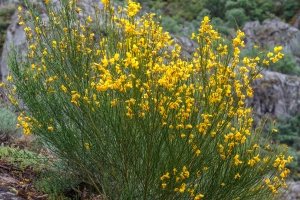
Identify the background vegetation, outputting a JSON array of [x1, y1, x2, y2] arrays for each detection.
[[133, 0, 300, 37]]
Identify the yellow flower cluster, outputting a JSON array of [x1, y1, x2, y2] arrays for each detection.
[[160, 166, 204, 199], [9, 0, 292, 198], [17, 112, 32, 135]]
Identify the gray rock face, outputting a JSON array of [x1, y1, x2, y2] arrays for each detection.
[[292, 10, 300, 30], [280, 181, 300, 200], [0, 185, 25, 200], [249, 70, 300, 120], [170, 34, 198, 59], [1, 10, 27, 83], [243, 18, 300, 63]]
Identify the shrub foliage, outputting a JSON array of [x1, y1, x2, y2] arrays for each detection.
[[4, 0, 293, 199]]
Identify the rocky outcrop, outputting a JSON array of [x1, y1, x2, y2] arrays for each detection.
[[243, 18, 300, 65], [0, 10, 27, 83], [279, 181, 300, 200], [249, 70, 300, 121], [169, 34, 198, 59], [0, 175, 24, 200], [0, 183, 24, 200]]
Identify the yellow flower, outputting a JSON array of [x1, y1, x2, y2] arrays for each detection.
[[114, 53, 120, 61], [160, 172, 170, 181], [194, 194, 204, 200], [234, 173, 241, 179], [87, 15, 92, 22], [89, 33, 95, 40], [126, 0, 141, 17], [241, 136, 246, 144], [52, 40, 57, 48], [173, 168, 177, 175], [274, 46, 282, 53], [253, 154, 260, 162], [110, 100, 116, 107], [179, 183, 186, 193], [267, 52, 274, 57], [233, 154, 243, 166], [76, 7, 82, 13], [287, 156, 294, 162], [195, 149, 201, 156], [48, 126, 54, 131], [253, 144, 259, 150], [202, 167, 208, 171], [191, 33, 195, 40], [203, 16, 210, 23], [61, 85, 67, 93], [235, 132, 242, 140], [248, 159, 255, 167], [85, 142, 90, 150], [102, 0, 110, 6], [162, 183, 167, 189], [211, 132, 216, 137], [186, 124, 192, 129]]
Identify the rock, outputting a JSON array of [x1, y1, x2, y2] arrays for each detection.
[[0, 185, 25, 200], [169, 34, 198, 59], [242, 18, 300, 59], [249, 70, 300, 121], [279, 181, 300, 200], [291, 10, 300, 30], [0, 10, 27, 82]]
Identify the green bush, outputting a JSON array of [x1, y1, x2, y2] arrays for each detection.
[[160, 15, 182, 35], [35, 168, 81, 199], [211, 17, 230, 36], [283, 0, 300, 21], [241, 45, 300, 76], [5, 0, 292, 199], [0, 145, 48, 171], [265, 115, 300, 179], [225, 8, 249, 28], [0, 106, 18, 141], [204, 0, 226, 19], [136, 0, 205, 21], [269, 51, 300, 76]]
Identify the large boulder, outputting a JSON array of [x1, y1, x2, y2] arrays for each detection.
[[243, 18, 300, 64], [280, 181, 300, 200], [169, 34, 198, 59], [0, 10, 27, 83], [249, 70, 300, 121]]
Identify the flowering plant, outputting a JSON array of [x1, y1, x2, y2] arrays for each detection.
[[5, 0, 292, 199]]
